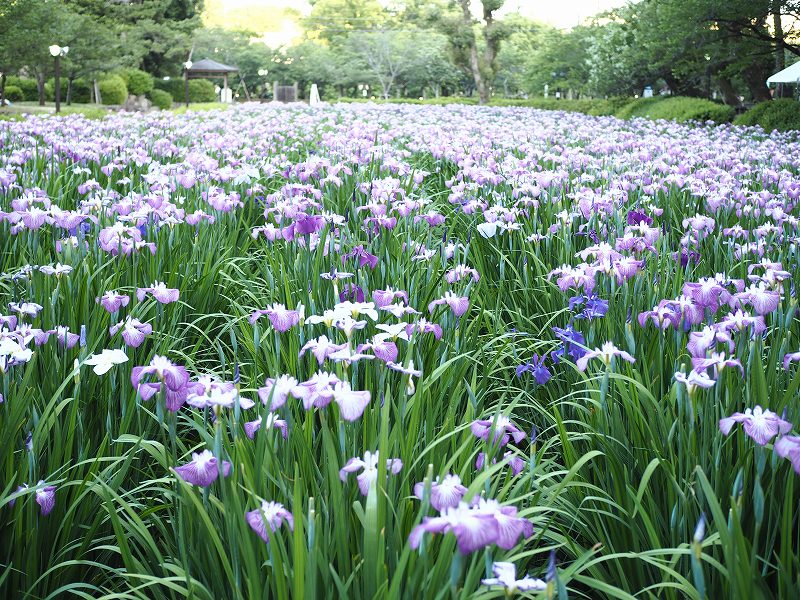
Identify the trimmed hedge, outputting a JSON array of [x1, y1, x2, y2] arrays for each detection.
[[98, 75, 128, 105], [734, 99, 800, 132], [335, 95, 738, 124], [336, 96, 631, 116], [126, 69, 154, 96], [615, 96, 734, 123], [3, 85, 24, 102], [148, 88, 173, 110], [155, 78, 217, 103]]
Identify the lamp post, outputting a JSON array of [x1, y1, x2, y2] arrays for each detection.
[[183, 60, 192, 108], [49, 45, 69, 113]]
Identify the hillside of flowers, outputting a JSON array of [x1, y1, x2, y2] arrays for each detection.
[[1, 104, 799, 599]]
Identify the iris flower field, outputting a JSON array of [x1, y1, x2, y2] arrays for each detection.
[[1, 104, 800, 599]]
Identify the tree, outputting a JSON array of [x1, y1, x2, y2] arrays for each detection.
[[68, 0, 204, 76], [305, 0, 388, 45], [346, 31, 415, 99], [457, 0, 508, 103]]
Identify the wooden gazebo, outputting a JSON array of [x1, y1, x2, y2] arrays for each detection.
[[184, 58, 240, 104]]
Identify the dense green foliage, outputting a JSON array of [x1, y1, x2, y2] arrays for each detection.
[[126, 69, 155, 96], [188, 79, 217, 103], [616, 96, 736, 123], [6, 76, 37, 100], [2, 85, 24, 102], [148, 88, 174, 110], [154, 78, 217, 103], [734, 99, 800, 131], [98, 75, 128, 105]]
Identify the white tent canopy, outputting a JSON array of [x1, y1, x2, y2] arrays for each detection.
[[767, 61, 800, 85]]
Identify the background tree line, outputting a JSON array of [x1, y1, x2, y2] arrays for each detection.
[[1, 0, 799, 106]]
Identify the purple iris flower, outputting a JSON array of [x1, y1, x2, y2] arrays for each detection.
[[49, 326, 80, 349], [413, 474, 468, 511], [13, 481, 57, 515], [339, 284, 365, 303], [551, 325, 586, 363], [257, 375, 299, 409], [97, 291, 130, 314], [136, 282, 179, 304], [110, 317, 153, 348], [244, 413, 288, 440], [299, 336, 347, 365], [471, 416, 526, 446], [775, 436, 800, 474], [515, 354, 551, 385], [719, 406, 792, 446], [246, 501, 294, 543], [372, 288, 409, 308], [340, 451, 403, 495], [409, 498, 533, 554], [174, 450, 232, 487], [570, 294, 609, 320], [341, 245, 378, 269], [249, 303, 302, 331], [627, 209, 653, 226], [676, 249, 701, 268], [476, 451, 526, 475], [428, 292, 469, 317], [784, 352, 800, 370], [405, 319, 443, 340], [131, 355, 191, 411]]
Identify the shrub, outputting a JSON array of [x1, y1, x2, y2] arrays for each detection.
[[188, 79, 217, 103], [153, 78, 183, 99], [734, 99, 800, 131], [126, 69, 154, 96], [616, 96, 734, 124], [98, 75, 128, 105], [148, 88, 173, 110], [3, 85, 24, 102], [70, 79, 92, 104], [158, 79, 218, 103], [615, 96, 666, 119], [6, 76, 37, 100]]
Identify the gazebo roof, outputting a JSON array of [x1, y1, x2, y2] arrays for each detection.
[[188, 58, 239, 74]]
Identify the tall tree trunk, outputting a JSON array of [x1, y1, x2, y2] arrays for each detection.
[[0, 73, 6, 105], [459, 0, 488, 104], [772, 0, 787, 97], [36, 72, 45, 106], [742, 62, 772, 102], [93, 79, 102, 105], [716, 76, 740, 106], [66, 76, 74, 105], [481, 1, 508, 100]]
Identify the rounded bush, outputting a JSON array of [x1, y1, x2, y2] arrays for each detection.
[[616, 96, 734, 124], [126, 69, 154, 96], [98, 75, 128, 105], [3, 85, 24, 102], [187, 79, 217, 103], [7, 77, 37, 100], [734, 99, 800, 131], [148, 88, 173, 110]]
